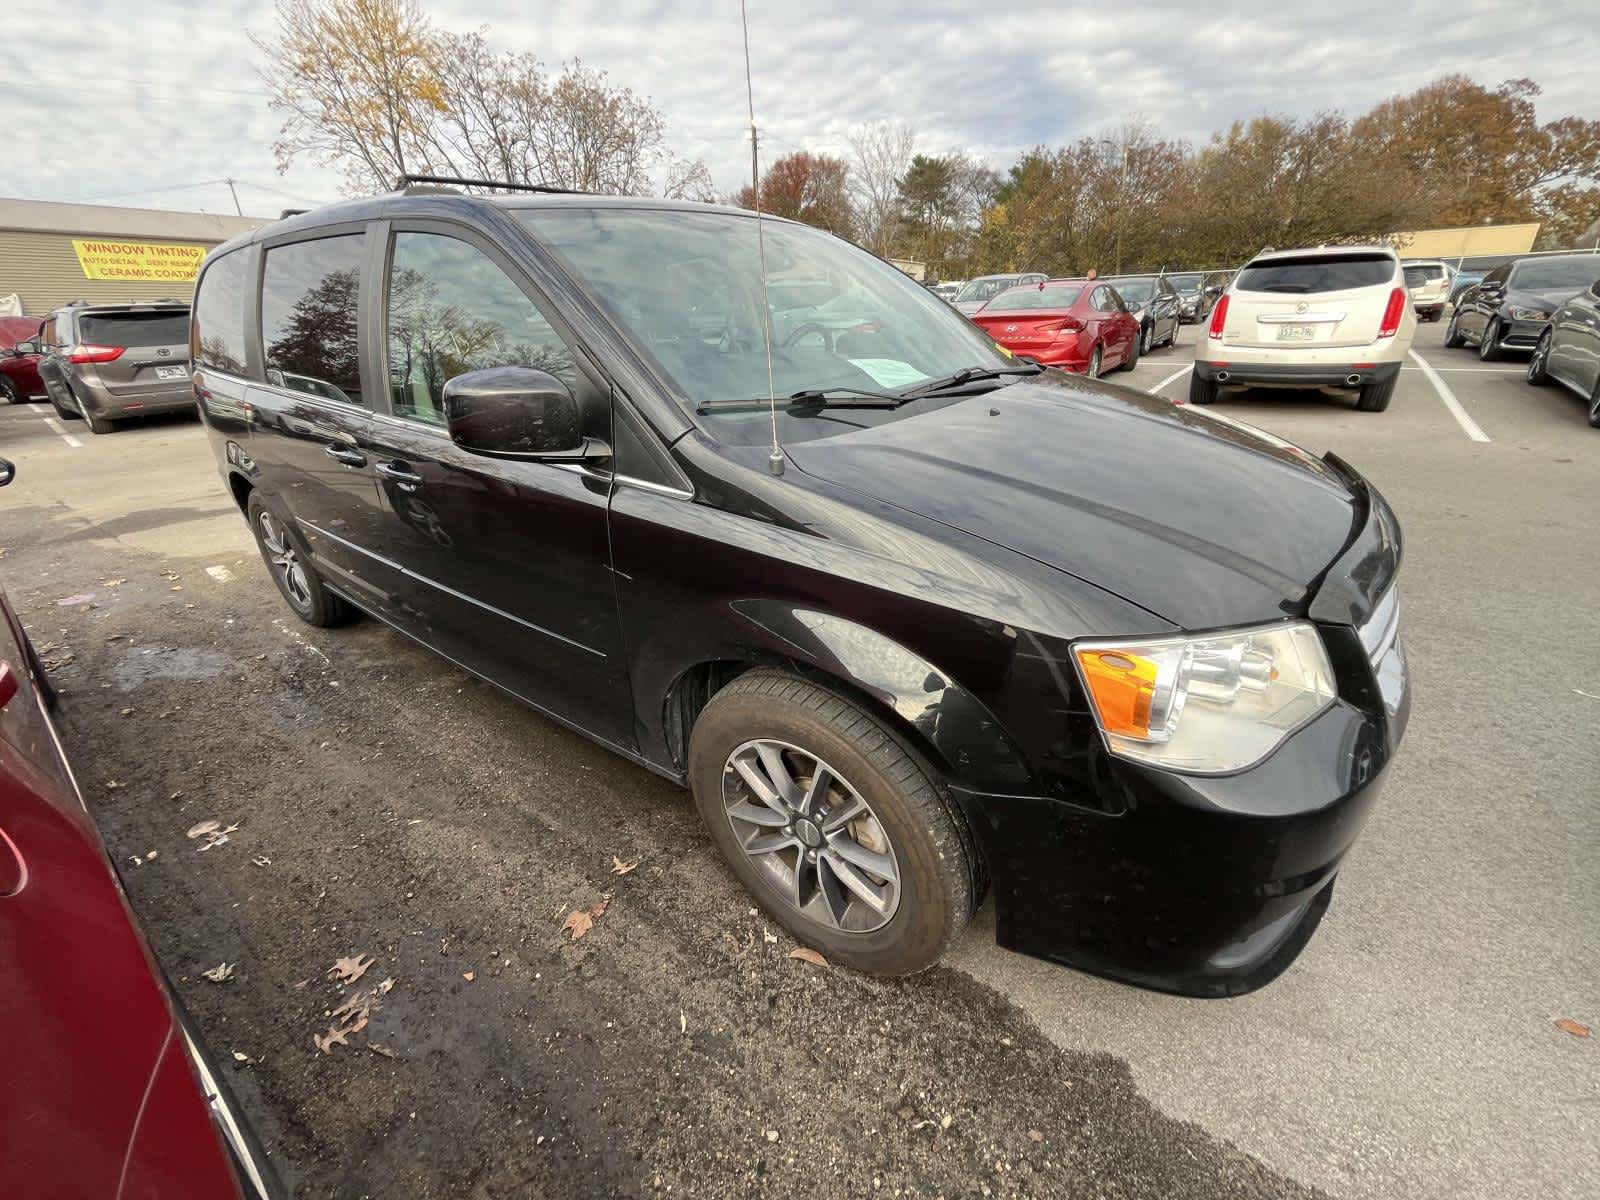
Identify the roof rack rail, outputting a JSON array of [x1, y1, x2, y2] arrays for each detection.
[[393, 173, 588, 196], [279, 208, 308, 219]]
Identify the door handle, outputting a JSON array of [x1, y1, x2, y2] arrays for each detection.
[[324, 444, 366, 467], [376, 461, 424, 490]]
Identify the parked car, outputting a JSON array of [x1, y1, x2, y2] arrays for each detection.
[[37, 300, 194, 433], [1191, 245, 1416, 412], [1104, 274, 1182, 353], [192, 186, 1409, 995], [0, 315, 46, 404], [1447, 271, 1484, 306], [1165, 272, 1210, 323], [0, 462, 276, 1197], [969, 279, 1140, 376], [1401, 260, 1451, 322], [1444, 253, 1600, 361], [952, 272, 1047, 315], [929, 282, 961, 302], [1526, 275, 1600, 426]]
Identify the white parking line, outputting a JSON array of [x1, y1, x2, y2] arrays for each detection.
[[1150, 363, 1193, 393], [1408, 349, 1491, 443], [42, 415, 84, 448]]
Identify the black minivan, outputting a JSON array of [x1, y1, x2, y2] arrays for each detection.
[[191, 183, 1410, 996]]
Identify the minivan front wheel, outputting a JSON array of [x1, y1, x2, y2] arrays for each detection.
[[688, 670, 975, 975], [247, 494, 354, 627]]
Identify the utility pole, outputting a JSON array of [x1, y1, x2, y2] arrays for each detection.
[[223, 177, 242, 216], [1099, 136, 1130, 274], [749, 125, 760, 202]]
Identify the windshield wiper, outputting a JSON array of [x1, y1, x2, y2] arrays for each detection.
[[696, 386, 903, 414], [901, 361, 1045, 398]]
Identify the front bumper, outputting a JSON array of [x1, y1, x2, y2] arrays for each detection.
[[1195, 359, 1402, 390], [1497, 317, 1548, 351], [956, 470, 1409, 997]]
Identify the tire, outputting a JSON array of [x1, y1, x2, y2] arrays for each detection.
[[1188, 371, 1218, 405], [1443, 311, 1465, 349], [1478, 318, 1502, 362], [82, 409, 114, 434], [1588, 378, 1600, 429], [1120, 330, 1140, 371], [687, 669, 976, 976], [1355, 376, 1396, 412], [247, 492, 356, 627], [1140, 323, 1153, 355], [49, 386, 81, 421], [0, 376, 20, 404], [1086, 346, 1103, 379], [1527, 331, 1552, 386]]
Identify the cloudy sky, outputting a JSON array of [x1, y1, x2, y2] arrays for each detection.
[[11, 0, 1600, 217]]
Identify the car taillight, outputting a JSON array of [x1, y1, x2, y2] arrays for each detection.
[[1207, 295, 1229, 340], [1377, 288, 1406, 339], [1052, 317, 1084, 335], [65, 344, 125, 364]]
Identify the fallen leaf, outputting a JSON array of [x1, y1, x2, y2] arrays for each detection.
[[231, 1051, 250, 1063], [119, 707, 135, 716], [201, 962, 235, 983], [328, 953, 375, 985], [146, 849, 158, 861], [1555, 1018, 1592, 1038], [368, 1043, 396, 1058], [561, 909, 594, 941], [463, 971, 476, 982], [314, 1025, 351, 1054], [679, 1010, 687, 1035], [788, 947, 829, 967], [939, 1114, 954, 1131], [103, 578, 126, 587], [186, 820, 221, 840], [1027, 1129, 1044, 1143], [55, 593, 95, 606], [764, 1130, 780, 1142], [611, 855, 640, 875]]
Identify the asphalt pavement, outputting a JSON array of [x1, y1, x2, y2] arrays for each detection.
[[0, 318, 1594, 1199]]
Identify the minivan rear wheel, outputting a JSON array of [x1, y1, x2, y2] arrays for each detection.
[[1355, 376, 1396, 412], [687, 670, 975, 975], [81, 409, 114, 434], [247, 494, 355, 627]]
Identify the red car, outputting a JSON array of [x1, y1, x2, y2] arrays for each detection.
[[1, 315, 47, 404], [0, 457, 275, 1198], [970, 279, 1141, 377]]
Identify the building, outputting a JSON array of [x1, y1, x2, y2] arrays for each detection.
[[1389, 222, 1541, 263], [0, 198, 269, 316]]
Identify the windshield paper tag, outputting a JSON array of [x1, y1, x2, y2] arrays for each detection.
[[847, 358, 928, 389]]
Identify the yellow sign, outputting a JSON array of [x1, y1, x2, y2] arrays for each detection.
[[71, 239, 207, 282]]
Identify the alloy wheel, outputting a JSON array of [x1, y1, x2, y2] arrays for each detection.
[[1142, 324, 1153, 354], [1088, 347, 1102, 379], [258, 511, 312, 610], [721, 739, 901, 933], [1529, 333, 1550, 382]]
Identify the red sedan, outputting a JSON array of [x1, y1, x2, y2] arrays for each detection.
[[1, 315, 47, 404], [0, 458, 275, 1197], [970, 279, 1141, 377]]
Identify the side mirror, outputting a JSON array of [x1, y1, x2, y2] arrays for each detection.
[[0, 458, 14, 487], [14, 340, 39, 356], [443, 367, 609, 462]]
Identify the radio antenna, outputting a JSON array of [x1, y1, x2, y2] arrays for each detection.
[[739, 0, 784, 477]]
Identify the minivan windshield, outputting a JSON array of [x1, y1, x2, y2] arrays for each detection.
[[519, 208, 1013, 445], [1234, 254, 1394, 294], [78, 311, 189, 347], [1510, 256, 1600, 292]]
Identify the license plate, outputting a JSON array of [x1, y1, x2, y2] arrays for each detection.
[[1276, 323, 1316, 342], [154, 365, 187, 380]]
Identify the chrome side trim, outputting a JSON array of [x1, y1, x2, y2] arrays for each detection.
[[616, 474, 693, 500], [180, 1026, 275, 1199], [1255, 312, 1348, 324], [299, 520, 606, 658]]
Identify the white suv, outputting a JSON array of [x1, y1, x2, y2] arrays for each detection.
[[1402, 259, 1452, 322], [1190, 246, 1416, 413]]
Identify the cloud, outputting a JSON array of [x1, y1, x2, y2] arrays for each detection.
[[8, 0, 1598, 216]]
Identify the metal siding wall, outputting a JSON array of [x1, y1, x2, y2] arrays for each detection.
[[0, 231, 219, 315]]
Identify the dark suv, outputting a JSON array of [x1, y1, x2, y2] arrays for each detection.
[[38, 301, 193, 433], [192, 184, 1410, 996]]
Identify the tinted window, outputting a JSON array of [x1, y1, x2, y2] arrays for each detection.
[[261, 234, 365, 405], [1109, 278, 1155, 305], [1509, 256, 1600, 292], [386, 232, 575, 426], [1404, 268, 1426, 287], [1235, 254, 1394, 294], [1168, 274, 1202, 291], [983, 285, 1082, 311], [77, 311, 189, 348], [955, 277, 1018, 303], [193, 251, 251, 374], [1406, 264, 1445, 281]]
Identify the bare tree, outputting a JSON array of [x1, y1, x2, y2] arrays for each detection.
[[253, 0, 447, 193], [848, 121, 916, 256]]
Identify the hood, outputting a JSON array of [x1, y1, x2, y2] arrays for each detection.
[[955, 300, 986, 315], [784, 376, 1361, 629]]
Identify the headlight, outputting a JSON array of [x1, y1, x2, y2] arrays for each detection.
[[1073, 621, 1337, 774], [1509, 306, 1550, 321]]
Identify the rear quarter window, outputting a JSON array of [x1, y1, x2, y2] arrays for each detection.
[[1235, 255, 1395, 294], [194, 250, 251, 375]]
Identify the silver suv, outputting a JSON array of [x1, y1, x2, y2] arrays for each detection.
[[37, 301, 193, 433]]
